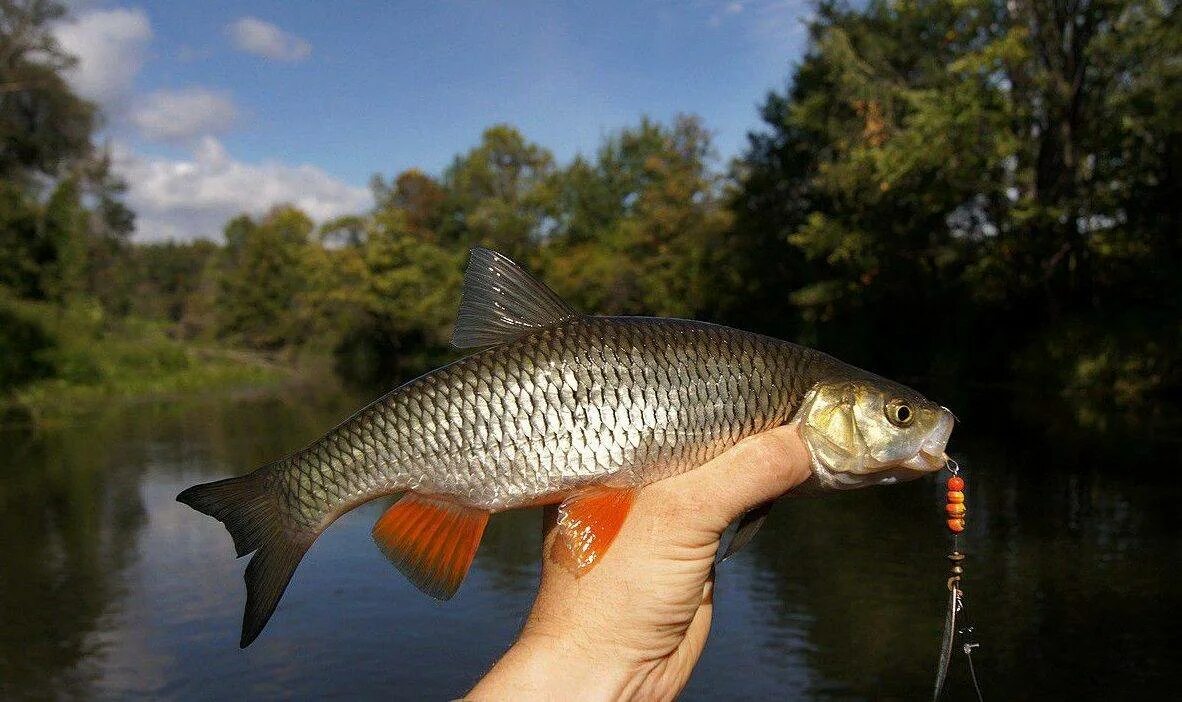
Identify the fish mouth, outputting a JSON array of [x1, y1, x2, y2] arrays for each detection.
[[906, 407, 955, 474], [894, 449, 946, 481], [912, 450, 949, 472]]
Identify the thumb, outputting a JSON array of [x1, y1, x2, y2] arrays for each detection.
[[651, 423, 813, 533]]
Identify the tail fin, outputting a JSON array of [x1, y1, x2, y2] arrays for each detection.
[[177, 469, 313, 647]]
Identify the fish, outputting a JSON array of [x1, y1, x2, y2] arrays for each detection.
[[178, 247, 955, 647]]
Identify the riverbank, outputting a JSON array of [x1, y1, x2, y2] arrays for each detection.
[[0, 331, 318, 428]]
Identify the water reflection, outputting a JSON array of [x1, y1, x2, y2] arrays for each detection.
[[0, 416, 147, 699], [0, 387, 1177, 700]]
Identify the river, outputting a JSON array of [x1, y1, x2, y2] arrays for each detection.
[[1, 383, 1177, 700]]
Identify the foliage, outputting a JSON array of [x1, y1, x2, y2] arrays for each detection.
[[540, 116, 734, 319], [323, 207, 461, 383], [2, 0, 1178, 420], [0, 0, 94, 184], [318, 118, 735, 383], [0, 290, 54, 388], [0, 292, 289, 420], [215, 207, 316, 349], [438, 124, 555, 259], [0, 0, 142, 398], [735, 0, 1182, 397]]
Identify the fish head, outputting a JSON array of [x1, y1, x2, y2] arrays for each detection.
[[793, 379, 954, 490]]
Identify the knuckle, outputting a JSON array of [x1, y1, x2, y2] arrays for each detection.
[[736, 431, 795, 472], [727, 428, 810, 494], [646, 480, 697, 518]]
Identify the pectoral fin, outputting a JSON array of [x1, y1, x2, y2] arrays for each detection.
[[552, 486, 636, 574], [720, 500, 774, 561]]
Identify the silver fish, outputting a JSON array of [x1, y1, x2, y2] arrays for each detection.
[[179, 248, 955, 647]]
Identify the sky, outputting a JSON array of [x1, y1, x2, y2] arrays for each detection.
[[54, 1, 814, 241]]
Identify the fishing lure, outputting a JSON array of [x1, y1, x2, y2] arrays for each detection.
[[933, 460, 984, 701]]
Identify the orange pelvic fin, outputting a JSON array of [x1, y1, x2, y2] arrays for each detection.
[[372, 493, 489, 600], [553, 486, 636, 575]]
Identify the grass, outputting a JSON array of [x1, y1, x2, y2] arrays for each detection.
[[0, 299, 300, 425]]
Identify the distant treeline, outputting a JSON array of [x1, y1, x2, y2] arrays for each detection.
[[2, 0, 1179, 417]]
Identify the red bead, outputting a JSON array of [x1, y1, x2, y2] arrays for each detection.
[[947, 518, 965, 533], [946, 503, 966, 517], [947, 476, 965, 491]]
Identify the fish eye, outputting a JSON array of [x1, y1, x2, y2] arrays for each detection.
[[885, 399, 913, 427]]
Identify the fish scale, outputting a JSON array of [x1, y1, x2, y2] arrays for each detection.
[[271, 316, 823, 534]]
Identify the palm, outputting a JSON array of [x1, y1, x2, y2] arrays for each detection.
[[531, 481, 722, 698], [470, 427, 811, 701]]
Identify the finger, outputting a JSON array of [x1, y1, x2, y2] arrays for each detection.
[[650, 423, 812, 532], [666, 569, 715, 686]]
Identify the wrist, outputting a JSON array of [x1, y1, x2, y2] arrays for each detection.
[[468, 627, 650, 701]]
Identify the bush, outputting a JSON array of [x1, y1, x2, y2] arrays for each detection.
[[0, 295, 58, 391]]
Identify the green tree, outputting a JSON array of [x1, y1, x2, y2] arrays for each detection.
[[38, 175, 85, 302], [370, 168, 447, 242], [216, 207, 316, 350], [0, 1, 133, 309], [322, 174, 462, 383], [318, 214, 367, 248], [0, 180, 40, 297], [734, 0, 1181, 398], [122, 240, 219, 324], [0, 0, 95, 184], [541, 115, 732, 319], [439, 125, 555, 258]]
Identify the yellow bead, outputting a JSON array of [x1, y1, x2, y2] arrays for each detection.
[[947, 491, 965, 503], [946, 503, 966, 517]]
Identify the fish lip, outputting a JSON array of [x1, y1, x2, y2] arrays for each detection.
[[916, 449, 949, 472], [916, 408, 955, 472]]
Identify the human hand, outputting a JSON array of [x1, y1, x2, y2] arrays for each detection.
[[467, 425, 813, 701]]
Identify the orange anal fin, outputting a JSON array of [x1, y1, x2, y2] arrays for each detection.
[[553, 486, 636, 575], [372, 494, 489, 600]]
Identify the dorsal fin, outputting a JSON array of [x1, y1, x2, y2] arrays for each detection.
[[451, 248, 579, 349]]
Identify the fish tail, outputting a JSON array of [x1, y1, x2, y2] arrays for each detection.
[[177, 467, 314, 647]]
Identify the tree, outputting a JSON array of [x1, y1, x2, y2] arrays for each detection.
[[0, 0, 133, 308], [439, 125, 555, 258], [319, 215, 367, 248], [216, 206, 316, 350], [370, 168, 446, 242], [541, 115, 732, 319], [0, 0, 95, 184], [734, 0, 1181, 398]]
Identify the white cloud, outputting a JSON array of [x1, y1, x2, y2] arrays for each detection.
[[114, 138, 372, 241], [54, 8, 152, 108], [52, 8, 355, 241], [227, 17, 311, 61], [131, 88, 238, 143]]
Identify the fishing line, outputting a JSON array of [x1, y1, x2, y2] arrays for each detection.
[[966, 642, 984, 701], [932, 457, 984, 702]]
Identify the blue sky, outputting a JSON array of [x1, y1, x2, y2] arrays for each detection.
[[56, 1, 813, 240]]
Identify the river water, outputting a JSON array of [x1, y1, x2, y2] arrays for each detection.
[[1, 384, 1177, 700]]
